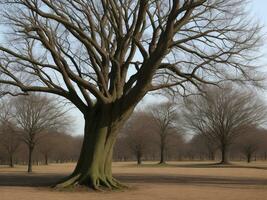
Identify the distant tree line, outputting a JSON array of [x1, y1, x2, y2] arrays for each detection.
[[114, 115, 267, 164], [114, 85, 267, 164], [1, 86, 267, 169], [0, 131, 83, 166], [0, 94, 80, 171]]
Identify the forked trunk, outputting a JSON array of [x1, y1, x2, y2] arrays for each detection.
[[56, 104, 133, 190]]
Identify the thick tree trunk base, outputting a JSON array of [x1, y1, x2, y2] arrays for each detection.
[[54, 103, 134, 191], [55, 173, 128, 191]]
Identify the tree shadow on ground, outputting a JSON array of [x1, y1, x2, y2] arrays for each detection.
[[0, 173, 65, 187], [0, 172, 266, 189], [133, 162, 267, 171], [118, 173, 267, 188], [174, 163, 267, 171]]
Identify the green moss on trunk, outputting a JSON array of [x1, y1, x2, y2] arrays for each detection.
[[56, 104, 131, 190]]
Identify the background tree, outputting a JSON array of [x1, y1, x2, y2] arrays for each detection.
[[0, 101, 20, 167], [258, 130, 267, 160], [0, 0, 263, 189], [37, 133, 57, 165], [164, 130, 185, 161], [236, 127, 261, 163], [12, 94, 69, 172], [184, 85, 267, 164], [150, 102, 179, 164], [0, 130, 83, 166], [113, 136, 132, 162], [0, 121, 20, 167], [50, 132, 83, 164], [123, 112, 156, 165], [189, 134, 217, 161]]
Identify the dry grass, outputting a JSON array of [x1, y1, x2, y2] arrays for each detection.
[[0, 161, 267, 200]]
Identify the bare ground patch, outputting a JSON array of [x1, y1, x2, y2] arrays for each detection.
[[0, 162, 267, 200]]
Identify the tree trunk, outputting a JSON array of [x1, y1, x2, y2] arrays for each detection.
[[55, 104, 133, 190], [28, 146, 34, 173], [45, 154, 48, 165], [247, 153, 251, 163], [159, 142, 165, 164], [137, 151, 142, 165], [9, 154, 14, 168], [220, 144, 229, 164]]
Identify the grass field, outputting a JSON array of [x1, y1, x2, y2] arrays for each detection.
[[0, 161, 267, 200]]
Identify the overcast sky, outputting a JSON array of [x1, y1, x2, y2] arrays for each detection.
[[252, 0, 267, 60], [252, 0, 267, 26]]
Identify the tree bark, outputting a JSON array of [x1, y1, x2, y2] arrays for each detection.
[[45, 154, 48, 165], [247, 153, 251, 163], [136, 151, 142, 165], [220, 144, 229, 164], [55, 103, 133, 190], [28, 146, 34, 173], [159, 142, 165, 164], [9, 154, 14, 168]]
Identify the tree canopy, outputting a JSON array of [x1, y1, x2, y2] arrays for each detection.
[[0, 0, 263, 112]]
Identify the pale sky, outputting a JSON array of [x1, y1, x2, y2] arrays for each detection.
[[252, 0, 267, 60]]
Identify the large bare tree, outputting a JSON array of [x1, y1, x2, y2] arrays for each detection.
[[0, 0, 263, 189], [184, 85, 267, 164], [12, 94, 68, 172]]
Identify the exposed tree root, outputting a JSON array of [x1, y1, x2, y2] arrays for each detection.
[[54, 174, 128, 191], [54, 174, 81, 189], [110, 177, 129, 189]]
